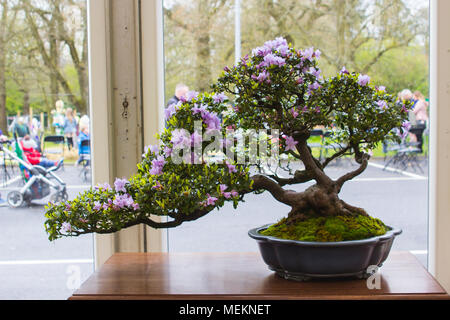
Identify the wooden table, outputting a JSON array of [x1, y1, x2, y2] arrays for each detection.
[[70, 251, 449, 300]]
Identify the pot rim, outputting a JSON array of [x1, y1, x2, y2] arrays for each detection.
[[248, 223, 402, 247]]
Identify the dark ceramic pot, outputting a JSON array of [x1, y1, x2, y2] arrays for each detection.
[[248, 224, 401, 281]]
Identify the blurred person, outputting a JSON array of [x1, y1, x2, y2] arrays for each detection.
[[79, 114, 90, 131], [78, 126, 90, 154], [409, 91, 429, 147], [12, 116, 30, 138], [398, 89, 414, 103], [397, 89, 416, 126], [166, 83, 189, 108], [0, 130, 7, 206], [29, 117, 42, 152], [412, 91, 429, 124], [52, 100, 65, 135], [63, 108, 77, 150]]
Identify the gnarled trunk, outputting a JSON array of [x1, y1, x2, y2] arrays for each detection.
[[250, 134, 371, 224], [284, 183, 368, 225]]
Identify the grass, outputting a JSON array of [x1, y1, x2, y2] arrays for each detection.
[[260, 215, 388, 242]]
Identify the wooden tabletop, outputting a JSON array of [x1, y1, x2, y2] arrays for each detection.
[[70, 251, 449, 300]]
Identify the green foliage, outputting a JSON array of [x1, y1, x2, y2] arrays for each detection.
[[260, 215, 388, 242], [214, 41, 410, 157], [45, 93, 253, 240]]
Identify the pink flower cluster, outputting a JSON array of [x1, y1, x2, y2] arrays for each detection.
[[93, 194, 139, 212], [219, 184, 239, 199], [150, 156, 166, 175]]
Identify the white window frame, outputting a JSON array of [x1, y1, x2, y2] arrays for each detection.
[[429, 0, 450, 292]]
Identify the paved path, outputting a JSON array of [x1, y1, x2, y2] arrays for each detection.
[[0, 166, 93, 300]]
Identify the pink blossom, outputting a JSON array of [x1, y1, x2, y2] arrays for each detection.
[[225, 162, 237, 173], [213, 92, 228, 103], [302, 47, 315, 61], [377, 100, 388, 111], [61, 222, 72, 233], [358, 74, 371, 86], [263, 54, 286, 67], [289, 108, 299, 118], [186, 91, 199, 102], [255, 70, 269, 83], [95, 183, 111, 191], [163, 146, 173, 157], [150, 156, 165, 176], [191, 131, 203, 147], [192, 103, 208, 116], [308, 82, 320, 91], [114, 178, 128, 193], [152, 181, 163, 191], [93, 201, 102, 211], [402, 120, 412, 131], [205, 194, 218, 206], [171, 129, 191, 148], [283, 135, 298, 152], [340, 66, 350, 75]]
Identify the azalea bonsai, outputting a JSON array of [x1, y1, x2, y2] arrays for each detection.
[[44, 38, 411, 242]]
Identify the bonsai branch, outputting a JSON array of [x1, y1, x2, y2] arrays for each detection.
[[335, 153, 370, 189], [251, 174, 296, 207], [322, 146, 351, 168], [294, 136, 332, 187], [268, 169, 314, 186], [70, 208, 216, 237]]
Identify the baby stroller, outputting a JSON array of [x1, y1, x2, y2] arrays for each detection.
[[0, 140, 67, 208]]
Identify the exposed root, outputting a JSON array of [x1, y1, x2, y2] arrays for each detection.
[[285, 184, 369, 224]]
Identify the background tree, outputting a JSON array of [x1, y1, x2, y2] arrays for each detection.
[[22, 0, 88, 113], [1, 0, 88, 133], [164, 0, 234, 100], [0, 0, 18, 133]]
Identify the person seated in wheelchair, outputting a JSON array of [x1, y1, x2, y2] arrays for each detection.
[[20, 135, 63, 169]]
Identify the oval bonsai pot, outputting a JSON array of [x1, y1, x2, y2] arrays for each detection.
[[248, 224, 402, 281]]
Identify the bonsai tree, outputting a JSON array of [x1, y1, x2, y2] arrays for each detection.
[[45, 38, 411, 241]]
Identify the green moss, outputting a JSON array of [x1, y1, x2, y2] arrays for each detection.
[[260, 215, 388, 242]]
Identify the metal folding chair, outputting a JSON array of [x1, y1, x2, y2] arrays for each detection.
[[383, 134, 424, 173], [42, 135, 65, 171]]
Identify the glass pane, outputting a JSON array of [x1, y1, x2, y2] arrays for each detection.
[[0, 0, 93, 299], [164, 0, 429, 268]]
